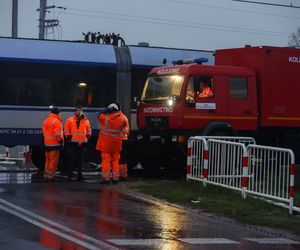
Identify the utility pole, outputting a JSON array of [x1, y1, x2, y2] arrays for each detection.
[[12, 0, 18, 38], [38, 0, 47, 39], [37, 1, 65, 40]]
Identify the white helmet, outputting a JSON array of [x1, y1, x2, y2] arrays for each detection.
[[108, 103, 119, 111]]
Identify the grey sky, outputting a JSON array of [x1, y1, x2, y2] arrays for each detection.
[[0, 0, 299, 50]]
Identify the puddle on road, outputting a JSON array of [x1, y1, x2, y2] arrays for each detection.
[[0, 164, 101, 184], [0, 164, 39, 184]]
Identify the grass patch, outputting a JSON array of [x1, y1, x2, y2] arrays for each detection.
[[135, 180, 300, 235]]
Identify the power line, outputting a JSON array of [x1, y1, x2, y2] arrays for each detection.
[[231, 0, 300, 8], [148, 0, 300, 20], [58, 9, 290, 37]]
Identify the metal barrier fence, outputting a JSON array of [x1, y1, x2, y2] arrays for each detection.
[[187, 136, 255, 182], [187, 138, 249, 198], [196, 136, 256, 146], [0, 146, 30, 165], [187, 136, 297, 214], [247, 144, 295, 214], [207, 139, 249, 199], [186, 137, 207, 182]]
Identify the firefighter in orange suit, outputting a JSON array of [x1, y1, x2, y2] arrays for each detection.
[[64, 106, 91, 181], [198, 81, 213, 98], [96, 103, 129, 184], [42, 107, 64, 181]]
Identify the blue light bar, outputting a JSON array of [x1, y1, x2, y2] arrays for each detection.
[[172, 57, 208, 65], [194, 58, 209, 64]]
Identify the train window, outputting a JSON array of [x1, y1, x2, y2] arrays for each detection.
[[0, 61, 116, 107], [51, 65, 116, 107], [0, 77, 51, 105], [53, 80, 107, 107], [230, 78, 248, 99]]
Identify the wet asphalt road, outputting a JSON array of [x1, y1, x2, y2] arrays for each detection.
[[0, 169, 300, 249]]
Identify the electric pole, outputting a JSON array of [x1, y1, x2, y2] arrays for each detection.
[[38, 0, 47, 39], [12, 0, 18, 38], [37, 1, 65, 40]]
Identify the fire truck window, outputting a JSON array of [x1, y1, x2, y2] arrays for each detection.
[[185, 77, 195, 105], [194, 76, 214, 98], [230, 78, 248, 99]]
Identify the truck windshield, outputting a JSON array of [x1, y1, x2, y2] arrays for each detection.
[[141, 75, 184, 103]]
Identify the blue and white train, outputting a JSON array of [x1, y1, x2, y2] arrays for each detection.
[[0, 37, 214, 167]]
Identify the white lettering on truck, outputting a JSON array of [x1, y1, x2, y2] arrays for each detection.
[[144, 107, 174, 113], [288, 56, 300, 63], [157, 68, 180, 75]]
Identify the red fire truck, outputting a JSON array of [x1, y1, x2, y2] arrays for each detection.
[[136, 46, 300, 175]]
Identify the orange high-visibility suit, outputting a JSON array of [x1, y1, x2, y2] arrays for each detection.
[[42, 112, 63, 180], [64, 114, 91, 180], [198, 86, 213, 98], [64, 115, 91, 145], [96, 111, 129, 182]]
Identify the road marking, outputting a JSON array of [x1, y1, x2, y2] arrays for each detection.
[[179, 238, 240, 244], [109, 238, 240, 246], [1, 199, 299, 248], [244, 238, 300, 244], [0, 204, 103, 250], [108, 239, 167, 246], [0, 198, 119, 250]]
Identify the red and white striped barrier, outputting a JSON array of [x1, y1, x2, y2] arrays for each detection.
[[187, 136, 298, 214], [247, 144, 296, 214]]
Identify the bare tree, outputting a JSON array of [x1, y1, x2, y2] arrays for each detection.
[[289, 27, 300, 46]]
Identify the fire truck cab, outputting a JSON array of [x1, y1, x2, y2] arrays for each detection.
[[136, 59, 257, 175], [137, 46, 300, 174], [137, 60, 257, 137]]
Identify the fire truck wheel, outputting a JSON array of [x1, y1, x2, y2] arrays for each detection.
[[210, 130, 232, 136], [141, 156, 161, 178]]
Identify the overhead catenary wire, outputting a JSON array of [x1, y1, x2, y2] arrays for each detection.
[[58, 8, 290, 38], [231, 0, 300, 9], [147, 0, 300, 20]]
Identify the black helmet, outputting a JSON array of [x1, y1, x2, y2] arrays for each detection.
[[50, 105, 60, 114]]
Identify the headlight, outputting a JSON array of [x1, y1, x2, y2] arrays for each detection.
[[172, 135, 177, 142], [167, 99, 174, 106]]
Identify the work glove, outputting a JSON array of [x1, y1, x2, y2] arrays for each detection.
[[95, 107, 109, 117]]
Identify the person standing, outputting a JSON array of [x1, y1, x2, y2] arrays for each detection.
[[96, 103, 129, 184], [42, 106, 64, 181], [64, 106, 91, 181]]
